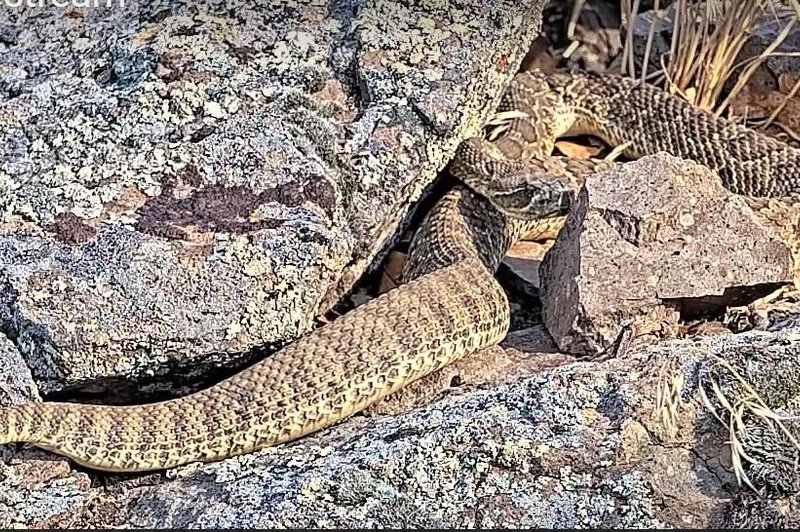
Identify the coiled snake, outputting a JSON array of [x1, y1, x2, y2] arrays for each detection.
[[1, 70, 799, 472]]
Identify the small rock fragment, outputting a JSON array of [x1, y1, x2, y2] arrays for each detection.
[[503, 240, 552, 288]]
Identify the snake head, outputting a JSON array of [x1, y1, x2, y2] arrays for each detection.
[[487, 178, 574, 220]]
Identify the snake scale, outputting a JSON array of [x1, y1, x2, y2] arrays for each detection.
[[2, 70, 800, 472]]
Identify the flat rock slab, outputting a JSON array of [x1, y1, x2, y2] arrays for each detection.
[[7, 320, 800, 527], [0, 0, 543, 393], [540, 154, 793, 355]]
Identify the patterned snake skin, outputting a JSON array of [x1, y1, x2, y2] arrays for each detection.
[[1, 70, 799, 472]]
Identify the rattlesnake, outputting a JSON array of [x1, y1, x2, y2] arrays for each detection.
[[1, 69, 799, 472]]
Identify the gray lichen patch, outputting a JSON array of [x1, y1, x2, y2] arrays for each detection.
[[0, 0, 543, 392], [0, 335, 38, 405]]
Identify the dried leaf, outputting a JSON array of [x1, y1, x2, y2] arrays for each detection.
[[377, 251, 406, 295], [520, 35, 559, 73], [554, 140, 602, 159], [728, 82, 772, 120], [778, 71, 800, 94]]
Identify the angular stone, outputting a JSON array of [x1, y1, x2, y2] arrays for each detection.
[[0, 0, 543, 393], [540, 154, 793, 355]]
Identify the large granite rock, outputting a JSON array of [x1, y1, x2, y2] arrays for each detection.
[[0, 0, 543, 394], [5, 317, 800, 527]]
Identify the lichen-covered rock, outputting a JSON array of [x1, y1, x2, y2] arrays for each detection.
[[0, 0, 543, 393], [539, 154, 793, 356], [7, 319, 800, 527], [0, 335, 37, 406], [0, 450, 91, 529]]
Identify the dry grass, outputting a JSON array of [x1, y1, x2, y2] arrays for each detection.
[[655, 359, 683, 440], [697, 355, 800, 493], [484, 110, 529, 142], [656, 354, 800, 493], [618, 0, 800, 115]]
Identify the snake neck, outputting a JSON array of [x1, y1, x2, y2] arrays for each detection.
[[402, 187, 528, 283]]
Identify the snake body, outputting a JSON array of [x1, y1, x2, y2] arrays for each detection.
[[2, 70, 800, 472]]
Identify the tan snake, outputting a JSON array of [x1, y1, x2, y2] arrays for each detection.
[[1, 70, 799, 472]]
